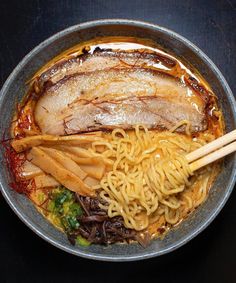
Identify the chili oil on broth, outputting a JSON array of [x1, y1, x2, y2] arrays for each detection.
[[10, 36, 224, 245]]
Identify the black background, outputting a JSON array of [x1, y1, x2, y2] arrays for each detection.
[[1, 1, 236, 282]]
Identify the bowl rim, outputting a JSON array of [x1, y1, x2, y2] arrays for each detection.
[[1, 18, 236, 262]]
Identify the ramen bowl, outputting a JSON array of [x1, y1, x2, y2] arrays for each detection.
[[0, 19, 236, 261]]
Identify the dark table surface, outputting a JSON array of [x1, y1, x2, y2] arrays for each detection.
[[1, 1, 236, 282]]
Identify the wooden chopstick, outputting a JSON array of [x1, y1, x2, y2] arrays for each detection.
[[186, 129, 236, 163], [189, 141, 236, 172]]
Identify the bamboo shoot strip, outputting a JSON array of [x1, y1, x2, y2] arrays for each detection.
[[28, 147, 94, 197], [12, 134, 104, 152], [39, 147, 87, 180]]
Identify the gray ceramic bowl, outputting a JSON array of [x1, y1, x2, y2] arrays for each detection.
[[0, 19, 236, 261]]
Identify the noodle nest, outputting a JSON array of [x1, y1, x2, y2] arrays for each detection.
[[88, 123, 215, 231]]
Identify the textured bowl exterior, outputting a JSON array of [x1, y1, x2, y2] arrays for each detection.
[[0, 19, 236, 261]]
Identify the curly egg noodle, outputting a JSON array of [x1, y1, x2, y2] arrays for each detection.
[[88, 122, 216, 231]]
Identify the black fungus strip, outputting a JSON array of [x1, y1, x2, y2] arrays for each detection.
[[68, 195, 138, 245]]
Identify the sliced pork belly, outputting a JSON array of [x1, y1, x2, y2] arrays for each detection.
[[34, 68, 207, 135], [63, 96, 206, 134], [38, 49, 176, 88]]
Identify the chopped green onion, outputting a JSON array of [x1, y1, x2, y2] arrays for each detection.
[[69, 203, 83, 217], [76, 235, 90, 247], [46, 186, 83, 233], [67, 216, 80, 230]]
